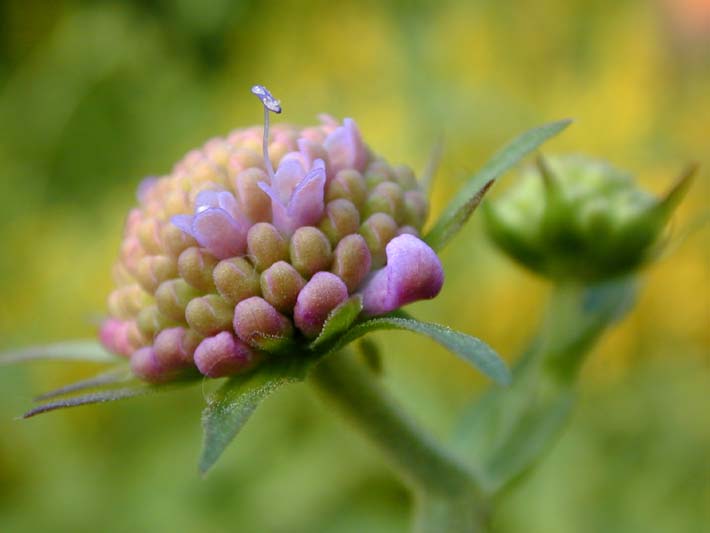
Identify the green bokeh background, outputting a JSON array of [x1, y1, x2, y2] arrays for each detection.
[[1, 1, 708, 531]]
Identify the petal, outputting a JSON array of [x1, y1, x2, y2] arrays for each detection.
[[171, 214, 195, 237], [257, 181, 290, 235], [191, 207, 247, 259], [273, 157, 306, 203], [324, 118, 368, 174], [361, 234, 444, 316], [287, 163, 326, 229]]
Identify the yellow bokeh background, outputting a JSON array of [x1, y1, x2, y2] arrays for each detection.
[[0, 1, 708, 532]]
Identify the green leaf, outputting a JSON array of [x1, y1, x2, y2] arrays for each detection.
[[332, 317, 510, 385], [424, 119, 572, 251], [34, 366, 132, 401], [310, 295, 363, 350], [0, 340, 120, 365], [199, 356, 313, 475]]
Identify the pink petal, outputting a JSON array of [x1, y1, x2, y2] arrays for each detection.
[[324, 118, 368, 174], [361, 234, 444, 316], [191, 208, 247, 259]]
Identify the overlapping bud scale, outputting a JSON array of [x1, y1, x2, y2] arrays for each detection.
[[101, 117, 443, 382]]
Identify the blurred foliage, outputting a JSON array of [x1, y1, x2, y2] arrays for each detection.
[[0, 0, 708, 531]]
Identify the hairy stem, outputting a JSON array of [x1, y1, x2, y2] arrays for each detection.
[[310, 350, 487, 531]]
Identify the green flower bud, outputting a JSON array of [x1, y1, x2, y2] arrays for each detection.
[[155, 278, 201, 322], [178, 246, 218, 292], [137, 305, 177, 339], [289, 226, 333, 278], [185, 294, 234, 336], [332, 234, 372, 292], [326, 169, 367, 208], [213, 257, 261, 305], [318, 199, 361, 245], [260, 261, 306, 312], [246, 222, 289, 271], [359, 212, 398, 267], [135, 255, 178, 293], [484, 155, 695, 281], [365, 181, 405, 223]]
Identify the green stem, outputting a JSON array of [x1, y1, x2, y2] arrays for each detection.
[[310, 350, 487, 532]]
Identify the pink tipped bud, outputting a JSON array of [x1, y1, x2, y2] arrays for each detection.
[[233, 296, 294, 352], [155, 278, 201, 322], [153, 327, 202, 368], [359, 212, 398, 267], [361, 234, 444, 316], [178, 246, 218, 292], [246, 222, 289, 271], [131, 346, 179, 383], [326, 169, 367, 208], [331, 234, 372, 293], [194, 331, 263, 378], [294, 272, 349, 338], [260, 261, 306, 312], [289, 226, 333, 278], [185, 294, 234, 337], [213, 257, 261, 305], [318, 199, 361, 245], [99, 318, 134, 357]]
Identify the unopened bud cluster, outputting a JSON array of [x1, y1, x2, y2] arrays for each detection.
[[101, 115, 443, 382], [483, 155, 691, 281]]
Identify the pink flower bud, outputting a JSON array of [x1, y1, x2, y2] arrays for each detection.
[[233, 297, 293, 351], [294, 272, 349, 338], [153, 327, 202, 368], [361, 234, 444, 316], [194, 331, 262, 378]]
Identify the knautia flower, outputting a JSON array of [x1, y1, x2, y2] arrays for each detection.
[[100, 86, 442, 382], [483, 155, 695, 281]]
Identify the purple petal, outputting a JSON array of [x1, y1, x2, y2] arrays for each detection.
[[171, 214, 195, 237], [323, 118, 368, 174], [191, 207, 247, 259], [361, 234, 444, 316], [272, 157, 306, 203], [287, 162, 326, 229], [136, 176, 158, 203], [258, 181, 290, 235]]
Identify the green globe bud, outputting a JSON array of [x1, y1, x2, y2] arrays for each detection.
[[483, 155, 695, 281]]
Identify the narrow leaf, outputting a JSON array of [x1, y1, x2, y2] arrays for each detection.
[[34, 367, 132, 401], [332, 317, 510, 385], [310, 295, 363, 350], [199, 356, 312, 475], [425, 119, 572, 251], [1, 340, 119, 365]]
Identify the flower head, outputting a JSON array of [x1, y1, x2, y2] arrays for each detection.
[[101, 87, 444, 382], [483, 155, 694, 281]]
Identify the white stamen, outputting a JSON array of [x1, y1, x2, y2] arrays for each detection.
[[251, 85, 282, 180]]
